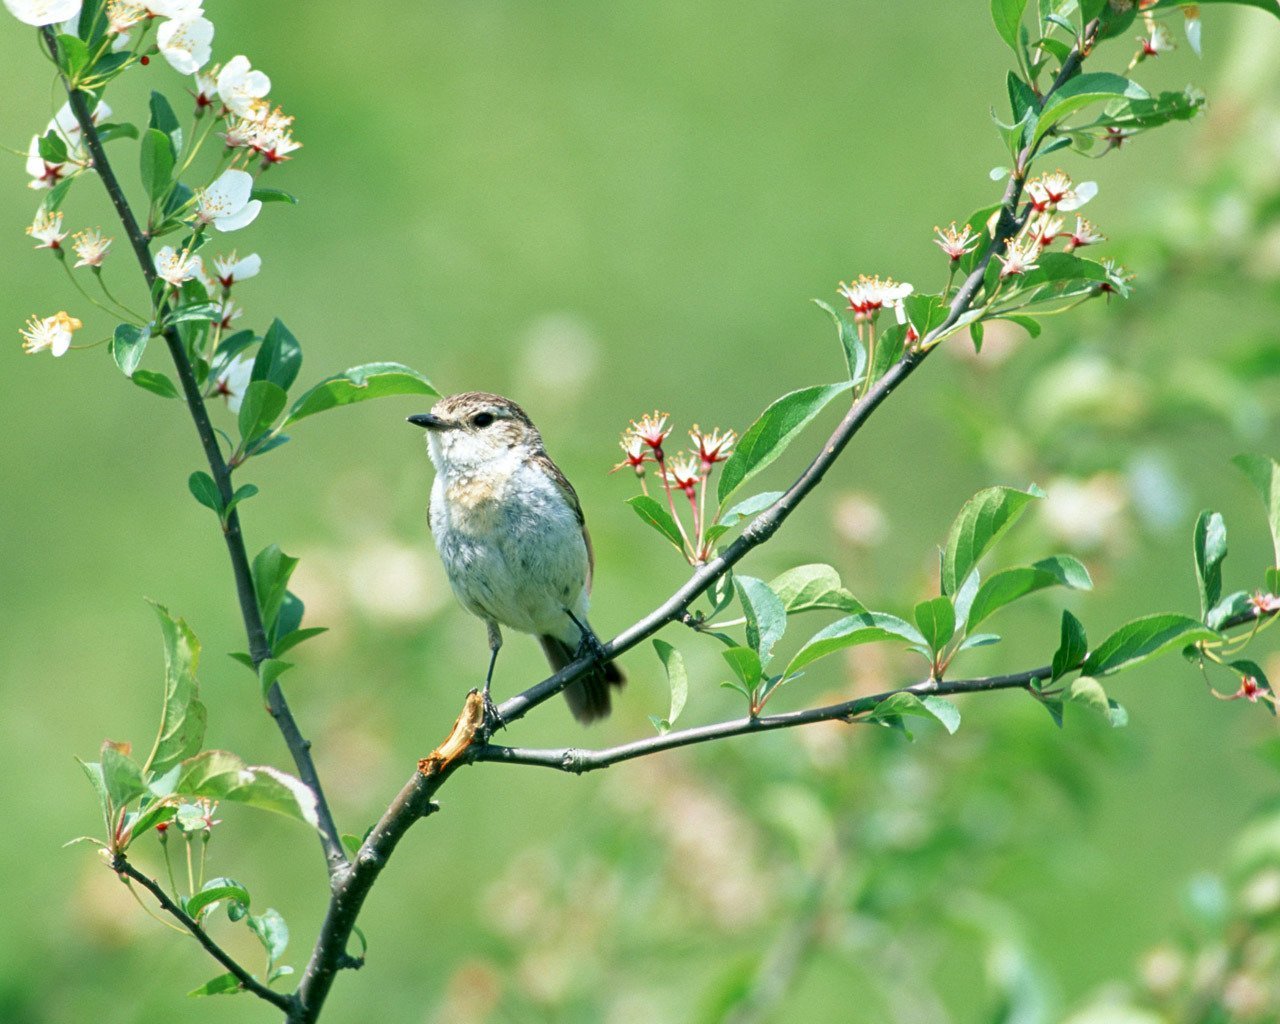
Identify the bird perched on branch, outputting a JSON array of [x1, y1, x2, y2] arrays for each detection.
[[409, 392, 624, 725]]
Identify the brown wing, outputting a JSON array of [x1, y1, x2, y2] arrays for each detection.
[[531, 450, 593, 593]]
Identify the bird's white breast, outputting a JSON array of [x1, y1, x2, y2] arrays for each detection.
[[430, 455, 589, 641]]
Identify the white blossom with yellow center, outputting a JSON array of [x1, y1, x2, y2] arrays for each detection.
[[195, 169, 262, 232], [19, 311, 81, 356]]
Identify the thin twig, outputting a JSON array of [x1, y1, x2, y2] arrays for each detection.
[[43, 27, 348, 877], [113, 855, 296, 1013]]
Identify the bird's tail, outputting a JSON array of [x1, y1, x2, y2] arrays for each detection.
[[538, 634, 625, 724]]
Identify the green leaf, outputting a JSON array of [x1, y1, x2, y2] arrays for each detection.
[[1067, 676, 1128, 727], [868, 692, 961, 736], [1007, 70, 1038, 122], [767, 564, 862, 614], [97, 121, 139, 143], [177, 751, 319, 828], [225, 483, 259, 519], [651, 640, 688, 732], [1193, 510, 1228, 621], [185, 880, 250, 921], [959, 632, 1001, 651], [38, 130, 68, 164], [869, 324, 906, 385], [735, 576, 787, 667], [131, 369, 181, 399], [148, 91, 182, 152], [100, 740, 145, 808], [188, 471, 222, 514], [714, 492, 784, 533], [110, 323, 149, 377], [274, 626, 328, 656], [257, 658, 293, 701], [55, 33, 89, 78], [1051, 609, 1088, 682], [722, 647, 763, 689], [786, 612, 926, 676], [237, 381, 287, 446], [991, 0, 1030, 51], [913, 596, 956, 655], [1233, 454, 1280, 567], [252, 319, 303, 392], [1081, 614, 1218, 677], [76, 757, 111, 834], [166, 302, 221, 326], [122, 802, 176, 845], [627, 495, 685, 550], [813, 298, 866, 383], [248, 908, 289, 964], [142, 603, 207, 777], [1208, 591, 1251, 631], [188, 973, 242, 998], [283, 363, 438, 426], [940, 485, 1044, 595], [717, 381, 855, 504], [1034, 73, 1148, 145], [967, 555, 1092, 629], [252, 544, 299, 633], [250, 186, 298, 204], [139, 128, 175, 203]]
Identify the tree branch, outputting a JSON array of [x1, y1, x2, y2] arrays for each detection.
[[113, 854, 296, 1013], [43, 28, 348, 876]]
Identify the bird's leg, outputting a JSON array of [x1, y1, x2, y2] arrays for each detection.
[[564, 608, 608, 668], [481, 620, 504, 736]]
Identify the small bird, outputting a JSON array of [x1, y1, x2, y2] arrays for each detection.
[[409, 392, 625, 724]]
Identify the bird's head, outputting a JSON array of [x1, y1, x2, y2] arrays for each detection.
[[408, 392, 543, 473]]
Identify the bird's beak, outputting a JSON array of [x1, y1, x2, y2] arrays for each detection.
[[407, 413, 449, 430]]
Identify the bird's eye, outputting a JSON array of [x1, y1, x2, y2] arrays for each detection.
[[472, 412, 495, 428]]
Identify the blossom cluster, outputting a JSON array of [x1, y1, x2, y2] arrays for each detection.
[[995, 170, 1108, 280], [613, 413, 736, 565], [9, 0, 293, 369]]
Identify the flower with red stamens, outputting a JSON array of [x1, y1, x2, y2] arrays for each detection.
[[1065, 217, 1105, 253], [664, 453, 700, 498], [1239, 676, 1264, 703], [1028, 213, 1063, 247], [1250, 591, 1280, 616], [837, 274, 913, 323], [629, 412, 671, 452], [997, 238, 1041, 279], [690, 426, 735, 471], [26, 207, 66, 250], [1027, 170, 1097, 213], [933, 222, 979, 262], [611, 432, 649, 475], [1139, 23, 1175, 57]]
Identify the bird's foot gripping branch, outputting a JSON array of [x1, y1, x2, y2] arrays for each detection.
[[6, 0, 1278, 1020]]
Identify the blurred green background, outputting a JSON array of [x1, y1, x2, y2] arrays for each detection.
[[3, 2, 1280, 1022]]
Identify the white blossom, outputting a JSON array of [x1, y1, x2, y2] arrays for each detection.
[[836, 274, 913, 322], [217, 55, 271, 119], [157, 15, 213, 74], [213, 354, 253, 412], [212, 251, 261, 287], [3, 0, 82, 27], [195, 169, 262, 232], [19, 311, 81, 356], [25, 207, 66, 249], [71, 228, 112, 268], [154, 245, 203, 286]]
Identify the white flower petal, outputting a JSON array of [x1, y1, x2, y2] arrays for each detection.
[[157, 15, 213, 75], [50, 328, 72, 357], [4, 0, 82, 27], [215, 199, 261, 233], [1185, 15, 1202, 57]]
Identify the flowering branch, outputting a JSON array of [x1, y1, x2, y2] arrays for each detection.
[[112, 854, 295, 1013], [475, 604, 1278, 773], [39, 26, 348, 877]]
